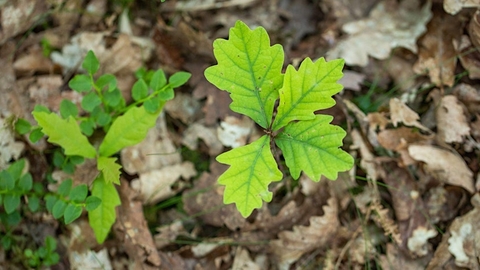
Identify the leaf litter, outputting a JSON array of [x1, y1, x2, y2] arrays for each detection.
[[2, 0, 480, 268]]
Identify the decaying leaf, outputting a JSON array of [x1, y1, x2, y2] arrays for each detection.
[[443, 0, 480, 15], [351, 129, 383, 181], [131, 162, 196, 205], [0, 118, 25, 170], [231, 247, 262, 270], [408, 145, 474, 193], [436, 95, 471, 143], [327, 0, 432, 66], [390, 98, 429, 131], [270, 197, 339, 270], [447, 194, 480, 268], [182, 122, 224, 156], [454, 35, 480, 80], [413, 9, 461, 87], [217, 116, 255, 148]]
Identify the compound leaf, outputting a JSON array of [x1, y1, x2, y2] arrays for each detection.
[[204, 20, 284, 129], [97, 156, 121, 185], [275, 115, 354, 180], [217, 135, 282, 217], [99, 106, 160, 157], [32, 112, 96, 158], [88, 175, 120, 244], [272, 57, 345, 131]]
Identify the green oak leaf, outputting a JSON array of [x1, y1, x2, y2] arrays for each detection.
[[272, 57, 344, 131], [275, 115, 354, 180], [97, 156, 121, 185], [88, 174, 121, 244], [204, 20, 284, 129], [32, 112, 96, 158], [217, 135, 282, 217], [99, 106, 160, 157]]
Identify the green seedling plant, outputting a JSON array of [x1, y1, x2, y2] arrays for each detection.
[[204, 21, 354, 217], [14, 51, 190, 243]]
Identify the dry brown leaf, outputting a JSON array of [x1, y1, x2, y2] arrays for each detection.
[[408, 145, 475, 193], [469, 9, 480, 48], [443, 0, 480, 15], [154, 220, 186, 249], [164, 92, 201, 124], [436, 95, 471, 143], [327, 0, 432, 66], [454, 35, 480, 80], [447, 194, 480, 268], [377, 127, 433, 166], [113, 179, 161, 268], [0, 0, 47, 45], [339, 70, 366, 91], [131, 161, 196, 205], [182, 122, 224, 156], [0, 117, 25, 170], [425, 186, 467, 224], [351, 129, 383, 181], [413, 9, 461, 87], [217, 116, 255, 148], [182, 161, 247, 230], [231, 247, 262, 270], [390, 98, 429, 131], [270, 197, 339, 270], [384, 55, 417, 92], [380, 243, 431, 270]]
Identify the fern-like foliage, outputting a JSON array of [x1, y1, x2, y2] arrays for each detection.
[[205, 20, 354, 217]]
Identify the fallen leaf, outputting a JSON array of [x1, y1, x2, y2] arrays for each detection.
[[447, 194, 480, 268], [217, 116, 255, 148], [0, 0, 47, 45], [0, 117, 25, 170], [436, 95, 471, 143], [154, 220, 186, 249], [113, 179, 161, 268], [413, 8, 461, 87], [164, 92, 202, 124], [232, 247, 262, 270], [131, 161, 196, 205], [351, 129, 383, 181], [69, 248, 112, 270], [443, 0, 480, 15], [408, 145, 475, 193], [454, 35, 480, 80], [327, 0, 432, 66], [182, 122, 224, 156], [338, 70, 366, 91], [390, 98, 429, 131], [270, 197, 339, 270]]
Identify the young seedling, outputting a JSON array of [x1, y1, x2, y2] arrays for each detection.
[[205, 21, 354, 217], [14, 51, 190, 243]]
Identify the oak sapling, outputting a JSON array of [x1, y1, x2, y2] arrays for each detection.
[[204, 20, 354, 217]]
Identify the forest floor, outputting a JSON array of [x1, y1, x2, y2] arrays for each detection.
[[1, 0, 480, 269]]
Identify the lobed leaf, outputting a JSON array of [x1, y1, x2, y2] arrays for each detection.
[[204, 20, 284, 129], [97, 156, 121, 185], [88, 175, 121, 243], [217, 135, 282, 217], [99, 106, 160, 157], [272, 58, 345, 131], [275, 115, 354, 180], [32, 112, 96, 158]]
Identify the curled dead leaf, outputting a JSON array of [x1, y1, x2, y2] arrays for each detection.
[[390, 98, 429, 131], [408, 145, 474, 193]]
